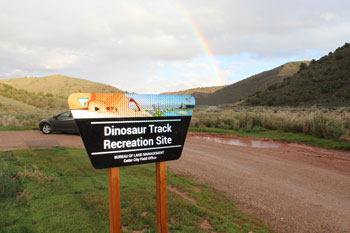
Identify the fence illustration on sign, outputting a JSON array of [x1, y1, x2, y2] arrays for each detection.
[[68, 93, 195, 118]]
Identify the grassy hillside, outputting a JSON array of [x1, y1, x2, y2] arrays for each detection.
[[247, 43, 350, 106], [0, 75, 124, 98], [196, 61, 307, 105], [163, 86, 225, 95], [0, 75, 125, 111], [0, 83, 67, 110], [0, 95, 39, 112]]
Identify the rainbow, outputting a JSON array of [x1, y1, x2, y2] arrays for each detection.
[[172, 0, 225, 86]]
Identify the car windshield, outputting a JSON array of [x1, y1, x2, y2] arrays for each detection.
[[57, 111, 71, 120]]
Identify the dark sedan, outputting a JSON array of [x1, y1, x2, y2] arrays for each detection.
[[39, 111, 79, 134]]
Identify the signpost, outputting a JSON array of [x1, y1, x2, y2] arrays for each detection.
[[108, 167, 121, 233], [68, 93, 195, 233], [156, 162, 168, 233]]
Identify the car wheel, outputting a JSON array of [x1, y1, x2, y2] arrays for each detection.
[[41, 124, 52, 134]]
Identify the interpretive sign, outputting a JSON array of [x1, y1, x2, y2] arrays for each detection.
[[68, 93, 195, 169]]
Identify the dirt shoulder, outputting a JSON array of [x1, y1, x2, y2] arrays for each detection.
[[0, 130, 84, 151], [170, 133, 350, 233], [1, 130, 350, 232]]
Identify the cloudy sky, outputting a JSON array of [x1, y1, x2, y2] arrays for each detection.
[[0, 0, 349, 93]]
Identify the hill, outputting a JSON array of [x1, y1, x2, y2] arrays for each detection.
[[195, 61, 307, 105], [0, 75, 123, 98], [0, 82, 67, 110], [0, 75, 124, 111], [0, 95, 39, 112], [246, 43, 350, 106], [163, 86, 225, 95]]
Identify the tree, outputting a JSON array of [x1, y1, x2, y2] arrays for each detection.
[[299, 62, 308, 71]]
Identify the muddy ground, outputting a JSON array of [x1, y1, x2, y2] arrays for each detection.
[[1, 131, 349, 233]]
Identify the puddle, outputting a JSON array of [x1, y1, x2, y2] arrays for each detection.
[[193, 136, 281, 149], [190, 133, 350, 167]]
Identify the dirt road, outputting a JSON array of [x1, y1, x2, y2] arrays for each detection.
[[1, 131, 350, 233]]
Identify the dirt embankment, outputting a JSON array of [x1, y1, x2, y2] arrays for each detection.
[[1, 131, 350, 233]]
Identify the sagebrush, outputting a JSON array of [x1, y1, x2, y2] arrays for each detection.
[[0, 110, 59, 127], [191, 106, 350, 141]]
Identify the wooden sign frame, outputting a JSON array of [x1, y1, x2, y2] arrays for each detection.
[[108, 162, 168, 233], [108, 167, 122, 233], [156, 162, 168, 233], [68, 93, 195, 232]]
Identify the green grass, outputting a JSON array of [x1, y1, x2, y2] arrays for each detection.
[[0, 148, 271, 233], [190, 127, 350, 150], [0, 126, 38, 131]]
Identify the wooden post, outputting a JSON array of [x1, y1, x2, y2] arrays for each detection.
[[108, 167, 122, 233], [156, 162, 168, 233]]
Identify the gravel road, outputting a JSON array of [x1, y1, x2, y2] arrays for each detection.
[[1, 131, 350, 233]]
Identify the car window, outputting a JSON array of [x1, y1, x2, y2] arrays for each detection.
[[57, 112, 71, 120]]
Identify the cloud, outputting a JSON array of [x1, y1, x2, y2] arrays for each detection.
[[0, 0, 349, 93]]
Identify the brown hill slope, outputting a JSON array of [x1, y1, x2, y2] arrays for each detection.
[[0, 75, 124, 110], [163, 86, 225, 95], [0, 82, 67, 110], [0, 95, 40, 112], [246, 43, 350, 106], [0, 75, 123, 97], [196, 61, 307, 105]]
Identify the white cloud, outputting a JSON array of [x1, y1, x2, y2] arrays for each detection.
[[0, 0, 349, 93]]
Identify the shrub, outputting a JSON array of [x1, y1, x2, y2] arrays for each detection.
[[345, 90, 350, 99], [248, 97, 261, 105], [0, 111, 59, 127], [336, 54, 344, 60], [299, 62, 308, 71], [0, 156, 22, 198], [191, 107, 350, 141], [267, 84, 278, 90], [304, 111, 345, 139], [321, 87, 332, 94], [267, 98, 275, 106]]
